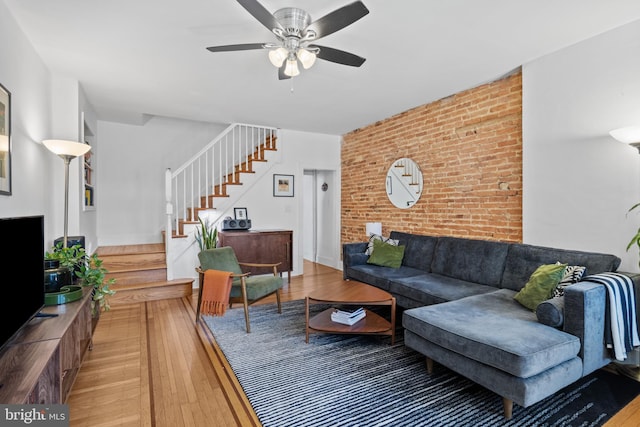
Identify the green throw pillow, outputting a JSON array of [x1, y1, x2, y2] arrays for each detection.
[[514, 263, 567, 310], [367, 239, 405, 268]]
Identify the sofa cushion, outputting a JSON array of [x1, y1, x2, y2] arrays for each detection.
[[501, 244, 621, 291], [365, 233, 399, 255], [346, 264, 425, 291], [389, 273, 498, 306], [389, 231, 438, 271], [536, 296, 565, 328], [553, 265, 586, 297], [430, 237, 510, 286], [367, 240, 405, 268], [402, 289, 581, 378], [514, 263, 566, 310]]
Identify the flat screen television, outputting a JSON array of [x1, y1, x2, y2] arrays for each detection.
[[0, 215, 45, 352]]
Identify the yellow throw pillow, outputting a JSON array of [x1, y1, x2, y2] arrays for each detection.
[[514, 263, 567, 311]]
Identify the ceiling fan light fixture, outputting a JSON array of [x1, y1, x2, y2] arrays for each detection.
[[297, 48, 316, 69], [284, 58, 300, 77], [268, 47, 288, 67]]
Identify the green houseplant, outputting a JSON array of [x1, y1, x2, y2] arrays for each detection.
[[628, 202, 640, 265], [46, 242, 116, 315], [195, 217, 218, 251]]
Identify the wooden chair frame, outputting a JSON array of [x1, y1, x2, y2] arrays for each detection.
[[196, 261, 282, 333]]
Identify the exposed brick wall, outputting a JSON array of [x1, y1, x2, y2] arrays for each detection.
[[341, 70, 522, 244]]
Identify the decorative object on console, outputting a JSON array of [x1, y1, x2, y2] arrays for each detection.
[[273, 173, 294, 197], [234, 207, 248, 220], [386, 158, 423, 209], [222, 218, 252, 230], [0, 82, 11, 195], [43, 139, 91, 248], [205, 0, 369, 79], [44, 259, 73, 293], [46, 242, 116, 314]]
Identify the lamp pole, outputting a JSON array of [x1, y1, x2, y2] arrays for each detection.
[[61, 154, 73, 248]]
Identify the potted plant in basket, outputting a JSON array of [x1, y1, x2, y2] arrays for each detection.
[[46, 243, 116, 319]]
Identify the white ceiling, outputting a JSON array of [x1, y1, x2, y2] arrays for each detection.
[[5, 0, 640, 135]]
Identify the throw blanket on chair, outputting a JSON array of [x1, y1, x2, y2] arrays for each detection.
[[201, 269, 233, 316], [581, 272, 640, 361]]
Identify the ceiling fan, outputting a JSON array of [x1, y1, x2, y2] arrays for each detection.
[[206, 0, 369, 79]]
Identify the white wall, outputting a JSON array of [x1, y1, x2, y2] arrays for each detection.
[[96, 116, 227, 245], [0, 1, 59, 248], [523, 18, 640, 272]]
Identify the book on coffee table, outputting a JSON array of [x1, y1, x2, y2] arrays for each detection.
[[331, 307, 366, 325]]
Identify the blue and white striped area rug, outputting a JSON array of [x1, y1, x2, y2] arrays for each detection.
[[203, 300, 640, 427]]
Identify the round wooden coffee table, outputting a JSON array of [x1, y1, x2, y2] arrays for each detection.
[[305, 281, 396, 344]]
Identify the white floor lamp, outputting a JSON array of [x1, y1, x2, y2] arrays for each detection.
[[43, 139, 91, 248]]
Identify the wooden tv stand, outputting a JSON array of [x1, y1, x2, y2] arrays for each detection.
[[0, 288, 93, 403]]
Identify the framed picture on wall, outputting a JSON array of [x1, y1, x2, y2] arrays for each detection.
[[273, 174, 294, 197], [0, 82, 11, 196], [234, 207, 248, 220]]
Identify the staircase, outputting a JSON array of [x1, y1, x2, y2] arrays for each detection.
[[164, 123, 279, 281], [97, 243, 194, 305], [94, 123, 280, 305]]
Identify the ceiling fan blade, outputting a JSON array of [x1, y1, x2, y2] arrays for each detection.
[[305, 1, 369, 39], [236, 0, 283, 33], [206, 43, 266, 52], [312, 45, 366, 67]]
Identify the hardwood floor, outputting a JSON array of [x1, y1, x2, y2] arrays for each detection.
[[67, 261, 640, 426]]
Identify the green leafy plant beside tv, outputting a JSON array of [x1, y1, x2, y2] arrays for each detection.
[[46, 242, 116, 314], [195, 217, 218, 252]]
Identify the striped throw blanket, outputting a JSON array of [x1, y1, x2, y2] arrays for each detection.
[[581, 273, 640, 361]]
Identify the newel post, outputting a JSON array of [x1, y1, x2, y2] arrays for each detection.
[[165, 168, 174, 280]]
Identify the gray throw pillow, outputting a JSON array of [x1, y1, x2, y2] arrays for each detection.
[[536, 296, 565, 328]]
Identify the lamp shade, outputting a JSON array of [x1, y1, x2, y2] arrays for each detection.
[[0, 135, 8, 152], [43, 139, 91, 157], [268, 47, 288, 68], [609, 126, 640, 144], [297, 48, 317, 69], [284, 59, 300, 77]]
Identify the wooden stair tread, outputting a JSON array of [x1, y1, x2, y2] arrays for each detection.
[[113, 279, 194, 291], [106, 264, 166, 274], [97, 243, 164, 256]]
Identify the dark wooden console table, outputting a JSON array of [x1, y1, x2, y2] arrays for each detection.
[[0, 288, 93, 403], [219, 229, 293, 282]]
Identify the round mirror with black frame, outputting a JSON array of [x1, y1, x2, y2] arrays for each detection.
[[386, 158, 423, 209]]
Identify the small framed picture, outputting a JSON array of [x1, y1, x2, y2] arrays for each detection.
[[0, 82, 12, 196], [234, 207, 248, 220], [273, 174, 294, 197]]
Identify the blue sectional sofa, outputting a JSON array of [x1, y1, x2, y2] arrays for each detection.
[[342, 231, 632, 418]]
